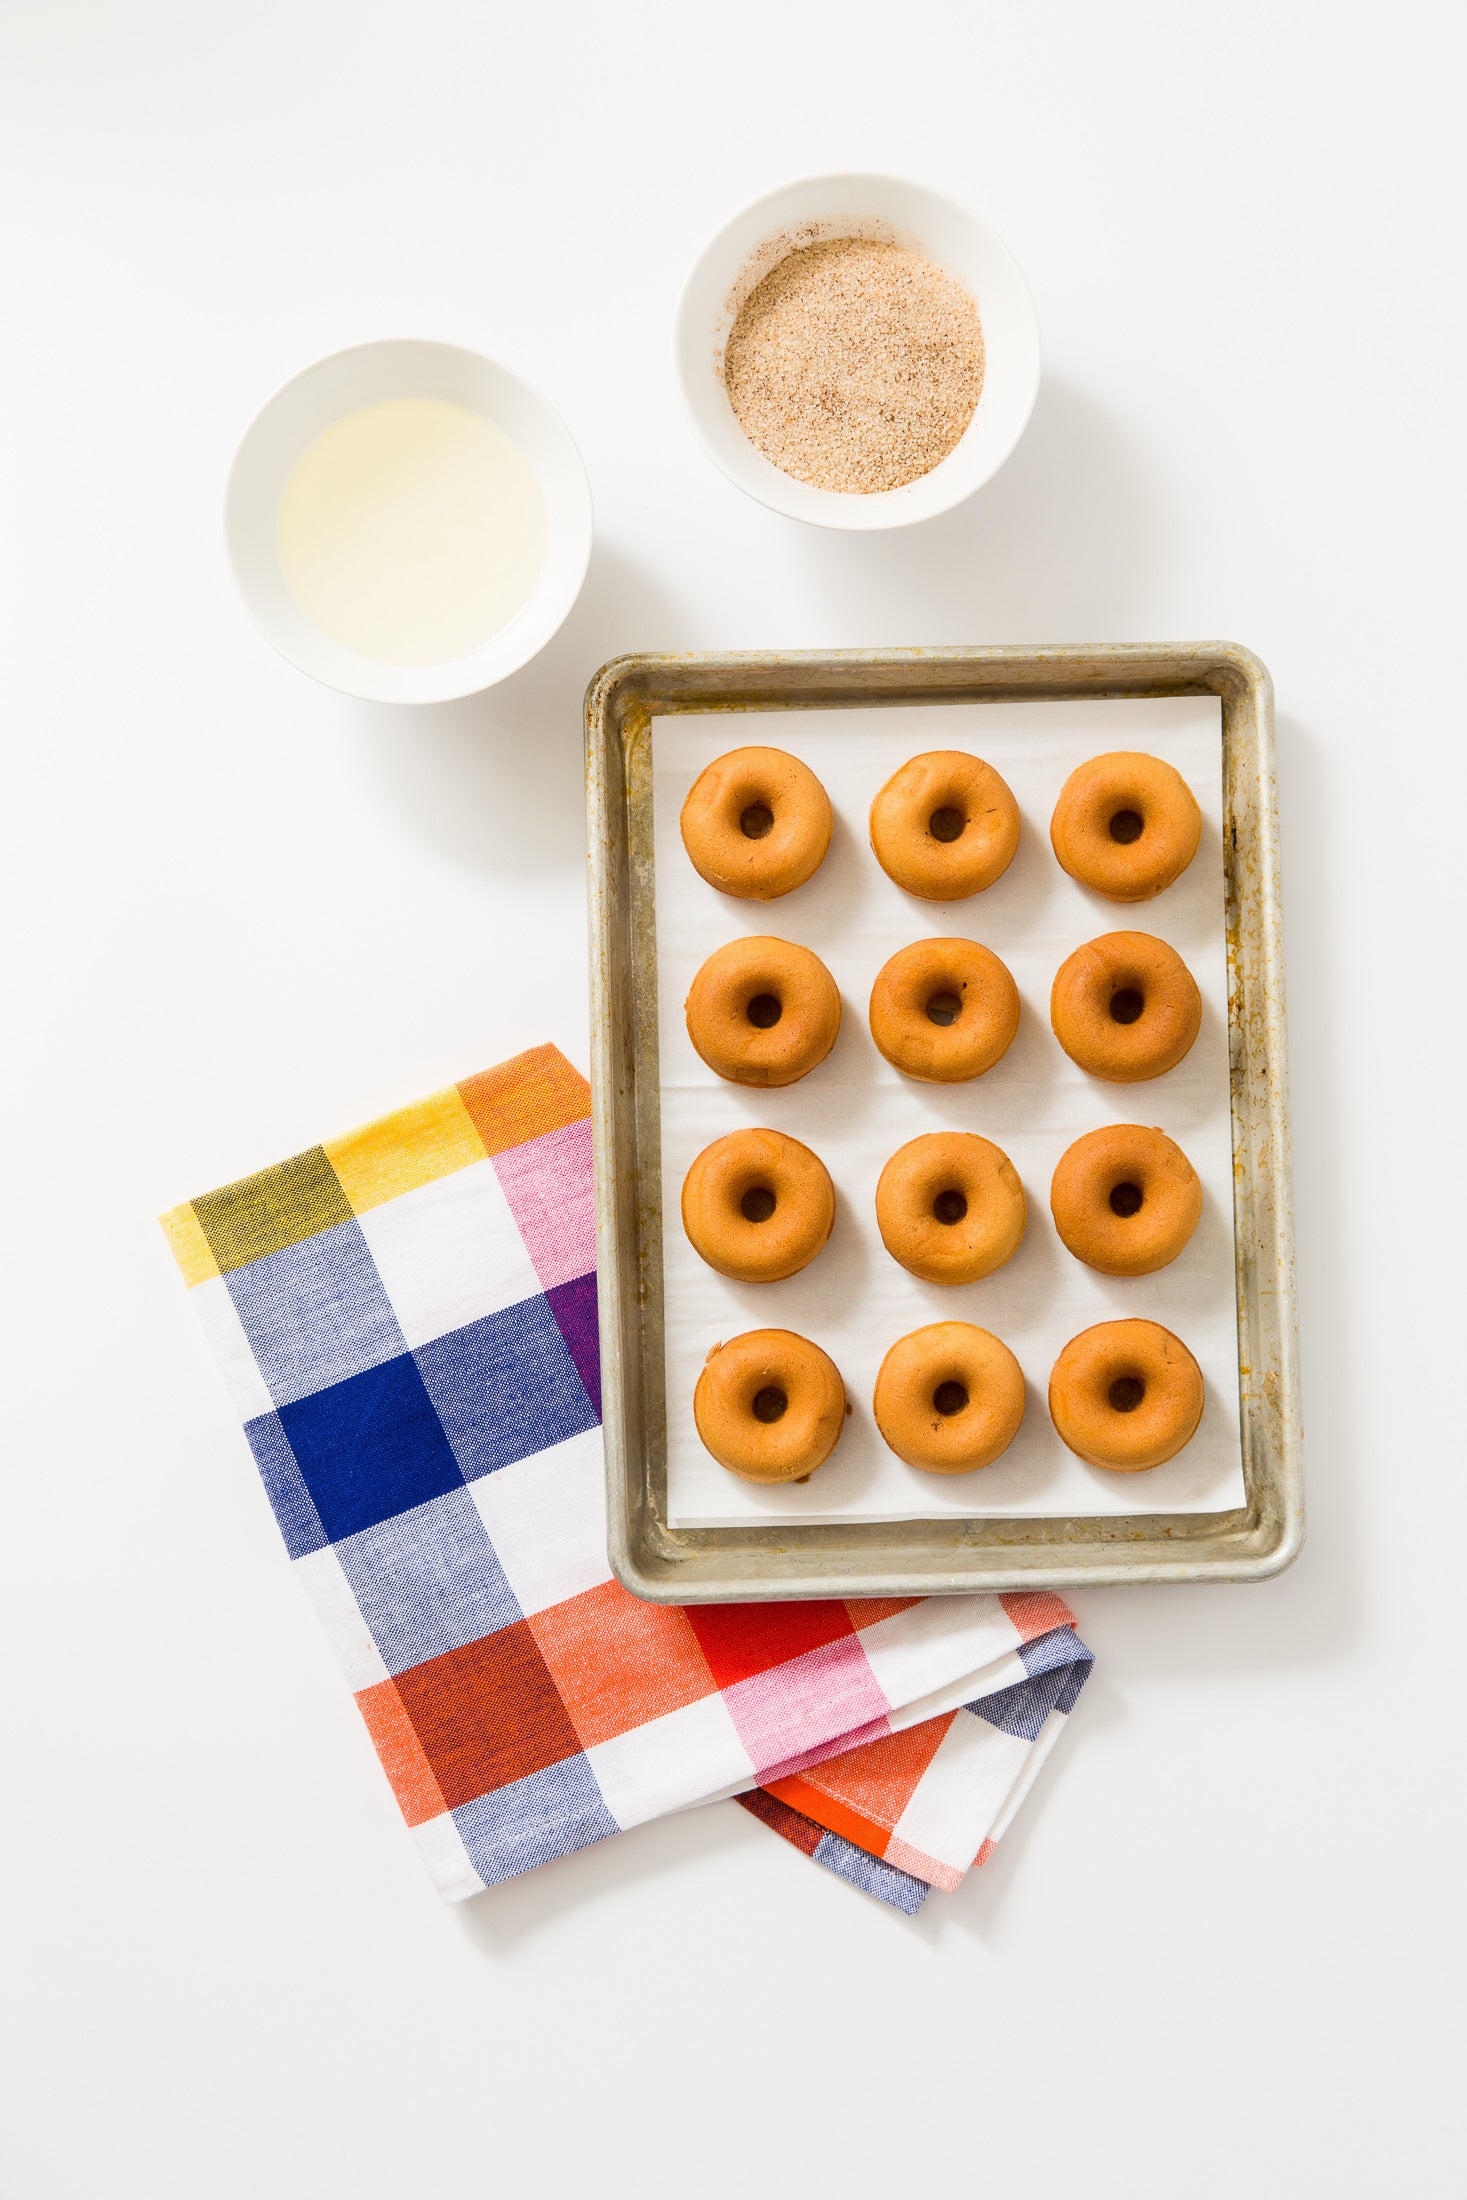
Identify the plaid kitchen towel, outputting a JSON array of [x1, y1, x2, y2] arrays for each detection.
[[162, 1044, 1091, 1914]]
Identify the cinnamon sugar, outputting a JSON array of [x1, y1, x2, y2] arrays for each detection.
[[722, 237, 985, 495]]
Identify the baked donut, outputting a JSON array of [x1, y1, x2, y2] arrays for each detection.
[[682, 1129, 835, 1282], [680, 746, 833, 900], [873, 1323, 1026, 1474], [1050, 751, 1202, 902], [875, 1132, 1026, 1283], [1050, 931, 1201, 1082], [685, 936, 841, 1087], [869, 750, 1020, 901], [869, 938, 1019, 1082], [1050, 1124, 1202, 1276], [694, 1329, 846, 1483], [1048, 1319, 1204, 1471]]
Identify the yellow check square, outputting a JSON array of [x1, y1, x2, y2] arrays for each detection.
[[324, 1087, 487, 1215]]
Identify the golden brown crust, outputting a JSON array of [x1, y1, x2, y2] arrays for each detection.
[[1050, 931, 1201, 1082], [685, 936, 841, 1087], [1050, 751, 1202, 902], [681, 1129, 836, 1283], [680, 746, 833, 900], [1050, 1125, 1202, 1276], [875, 1132, 1026, 1284], [873, 1322, 1026, 1474], [1048, 1319, 1204, 1471], [694, 1329, 846, 1482], [869, 750, 1021, 901], [868, 937, 1019, 1083]]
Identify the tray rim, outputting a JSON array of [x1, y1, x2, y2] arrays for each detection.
[[586, 643, 1302, 1600]]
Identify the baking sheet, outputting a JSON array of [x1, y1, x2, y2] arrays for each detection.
[[653, 698, 1244, 1528]]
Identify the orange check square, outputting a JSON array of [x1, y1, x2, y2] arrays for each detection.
[[356, 1677, 450, 1828], [527, 1581, 716, 1747], [776, 1713, 951, 1834], [457, 1045, 589, 1158]]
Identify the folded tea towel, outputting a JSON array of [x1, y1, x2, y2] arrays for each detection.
[[162, 1044, 1091, 1914]]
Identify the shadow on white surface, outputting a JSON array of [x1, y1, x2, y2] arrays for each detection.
[[915, 1662, 1130, 1946], [796, 374, 1165, 642], [448, 1660, 1131, 1955], [355, 544, 689, 878], [454, 1796, 762, 1954]]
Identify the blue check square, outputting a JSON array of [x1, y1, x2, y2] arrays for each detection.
[[244, 1410, 329, 1559], [226, 1217, 407, 1408], [415, 1295, 598, 1482], [451, 1755, 617, 1886], [277, 1351, 465, 1543], [335, 1486, 521, 1674]]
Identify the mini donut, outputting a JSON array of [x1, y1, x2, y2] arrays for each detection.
[[869, 750, 1021, 901], [1048, 1319, 1204, 1471], [1050, 1124, 1202, 1276], [1050, 931, 1201, 1082], [875, 1132, 1026, 1284], [873, 1322, 1026, 1474], [680, 746, 833, 900], [682, 1129, 836, 1283], [694, 1329, 846, 1483], [685, 936, 841, 1087], [1050, 752, 1202, 902], [869, 938, 1020, 1083]]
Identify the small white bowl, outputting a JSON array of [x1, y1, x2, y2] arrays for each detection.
[[225, 339, 592, 704], [677, 174, 1040, 531]]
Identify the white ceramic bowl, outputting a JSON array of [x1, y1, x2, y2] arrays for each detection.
[[225, 339, 592, 704], [677, 174, 1040, 531]]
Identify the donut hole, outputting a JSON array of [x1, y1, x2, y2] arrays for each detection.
[[739, 1185, 777, 1224], [1108, 808, 1144, 845], [739, 802, 774, 840], [1108, 986, 1144, 1026], [932, 1380, 969, 1417], [932, 1188, 969, 1226], [746, 992, 783, 1029], [1108, 1374, 1146, 1413], [928, 805, 966, 843], [925, 990, 963, 1027], [1108, 1180, 1144, 1218], [751, 1385, 788, 1424]]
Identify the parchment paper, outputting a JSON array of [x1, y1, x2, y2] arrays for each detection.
[[652, 699, 1244, 1528]]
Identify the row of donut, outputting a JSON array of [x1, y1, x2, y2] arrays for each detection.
[[687, 929, 1202, 1087], [696, 1319, 1205, 1484], [680, 744, 1203, 905], [683, 1123, 1200, 1284]]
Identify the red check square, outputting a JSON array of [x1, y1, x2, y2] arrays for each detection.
[[685, 1598, 856, 1689], [391, 1622, 583, 1809]]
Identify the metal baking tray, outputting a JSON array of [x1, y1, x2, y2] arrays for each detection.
[[586, 645, 1301, 1600]]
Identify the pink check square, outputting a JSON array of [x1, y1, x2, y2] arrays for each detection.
[[723, 1636, 891, 1779], [493, 1119, 597, 1293]]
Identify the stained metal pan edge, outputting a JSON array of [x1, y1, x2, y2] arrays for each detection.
[[586, 645, 1302, 1601]]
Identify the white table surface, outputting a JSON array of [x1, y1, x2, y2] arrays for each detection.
[[3, 4, 1462, 2194]]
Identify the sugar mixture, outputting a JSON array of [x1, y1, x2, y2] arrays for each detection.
[[722, 237, 985, 495]]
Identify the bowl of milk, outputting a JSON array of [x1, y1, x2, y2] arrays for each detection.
[[225, 340, 592, 703]]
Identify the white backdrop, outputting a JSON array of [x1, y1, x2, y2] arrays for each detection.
[[2, 4, 1462, 2194]]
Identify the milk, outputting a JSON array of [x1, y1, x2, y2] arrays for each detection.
[[276, 398, 547, 666]]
